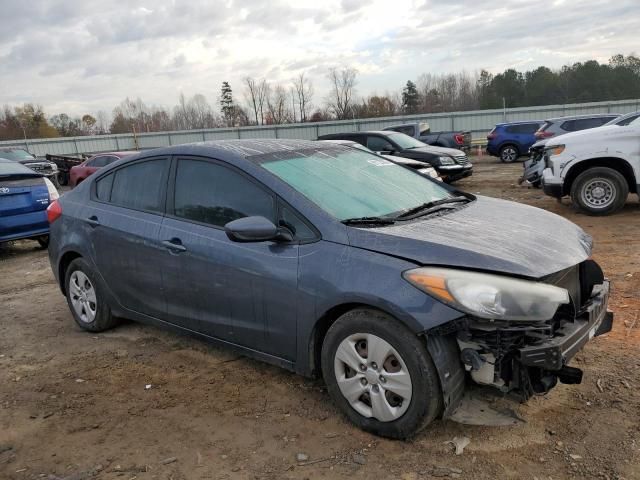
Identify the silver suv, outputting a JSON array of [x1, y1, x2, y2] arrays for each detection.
[[534, 114, 620, 141]]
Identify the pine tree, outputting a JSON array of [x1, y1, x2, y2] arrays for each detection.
[[402, 80, 419, 114], [220, 81, 234, 126]]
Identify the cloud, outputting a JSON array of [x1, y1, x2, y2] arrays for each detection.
[[0, 0, 638, 117]]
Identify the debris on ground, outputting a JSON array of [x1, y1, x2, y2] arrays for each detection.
[[445, 437, 471, 455]]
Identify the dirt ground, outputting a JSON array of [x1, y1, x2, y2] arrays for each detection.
[[1, 156, 639, 480]]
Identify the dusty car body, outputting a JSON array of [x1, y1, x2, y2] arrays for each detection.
[[47, 139, 612, 439]]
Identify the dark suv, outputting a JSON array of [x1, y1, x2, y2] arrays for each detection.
[[47, 140, 612, 439], [486, 121, 543, 162], [317, 131, 472, 182]]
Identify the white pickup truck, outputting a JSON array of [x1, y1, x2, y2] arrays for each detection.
[[541, 118, 640, 215]]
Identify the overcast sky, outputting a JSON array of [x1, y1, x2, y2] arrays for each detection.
[[1, 0, 639, 118]]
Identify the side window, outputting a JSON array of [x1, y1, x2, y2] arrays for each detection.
[[104, 156, 120, 165], [393, 126, 414, 136], [110, 158, 168, 212], [87, 156, 108, 168], [95, 173, 114, 201], [617, 114, 640, 126], [174, 159, 275, 228], [560, 120, 575, 132], [367, 136, 394, 151], [279, 203, 317, 242], [522, 123, 541, 133]]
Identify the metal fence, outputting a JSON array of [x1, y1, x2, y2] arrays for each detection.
[[2, 98, 639, 157]]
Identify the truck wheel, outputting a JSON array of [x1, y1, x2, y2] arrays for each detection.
[[570, 167, 628, 216], [64, 258, 118, 332], [499, 145, 519, 163], [321, 308, 442, 439]]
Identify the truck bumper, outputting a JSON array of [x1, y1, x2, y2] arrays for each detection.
[[542, 168, 564, 198], [439, 166, 473, 183]]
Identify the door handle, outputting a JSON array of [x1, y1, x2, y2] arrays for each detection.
[[162, 238, 187, 253], [86, 215, 100, 227]]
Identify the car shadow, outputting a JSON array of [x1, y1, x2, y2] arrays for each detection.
[[0, 239, 48, 260]]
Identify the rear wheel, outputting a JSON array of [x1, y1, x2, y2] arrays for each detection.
[[321, 308, 442, 439], [64, 258, 118, 332], [499, 145, 519, 163], [570, 167, 628, 215]]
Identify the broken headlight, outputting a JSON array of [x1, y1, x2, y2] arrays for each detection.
[[403, 267, 569, 321]]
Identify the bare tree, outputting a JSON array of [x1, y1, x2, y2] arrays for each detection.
[[243, 77, 269, 125], [292, 72, 314, 122], [266, 84, 289, 124], [326, 67, 357, 120]]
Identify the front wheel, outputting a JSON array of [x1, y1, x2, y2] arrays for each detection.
[[570, 167, 629, 216], [321, 309, 442, 439]]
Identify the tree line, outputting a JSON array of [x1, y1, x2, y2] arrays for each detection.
[[1, 54, 638, 141]]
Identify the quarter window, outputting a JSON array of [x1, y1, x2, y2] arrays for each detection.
[[174, 159, 275, 228], [109, 159, 168, 212], [95, 173, 114, 201], [367, 136, 395, 152]]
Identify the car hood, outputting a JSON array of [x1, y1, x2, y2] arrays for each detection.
[[346, 196, 592, 279], [405, 145, 464, 157]]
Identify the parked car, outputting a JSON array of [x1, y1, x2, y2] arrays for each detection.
[[0, 147, 60, 187], [521, 113, 623, 187], [48, 139, 612, 439], [319, 139, 440, 180], [0, 158, 59, 247], [317, 131, 472, 183], [486, 121, 543, 162], [382, 123, 472, 150], [541, 117, 639, 215], [69, 151, 136, 187], [534, 113, 620, 141]]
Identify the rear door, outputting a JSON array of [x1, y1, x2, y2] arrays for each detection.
[[0, 174, 49, 240], [87, 157, 169, 318], [158, 157, 300, 360]]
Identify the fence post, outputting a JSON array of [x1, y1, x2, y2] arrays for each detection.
[[115, 136, 120, 150], [167, 133, 172, 145]]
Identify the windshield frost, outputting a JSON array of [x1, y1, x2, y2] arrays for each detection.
[[260, 148, 453, 220]]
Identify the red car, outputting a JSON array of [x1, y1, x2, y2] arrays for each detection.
[[69, 151, 136, 188]]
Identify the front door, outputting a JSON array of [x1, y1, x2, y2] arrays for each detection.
[[159, 157, 300, 360]]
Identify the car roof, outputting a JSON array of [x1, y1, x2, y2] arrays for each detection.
[[131, 139, 335, 166], [545, 113, 620, 122], [89, 151, 138, 158], [495, 120, 543, 126]]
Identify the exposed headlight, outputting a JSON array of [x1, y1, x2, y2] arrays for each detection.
[[403, 267, 569, 321], [546, 145, 565, 156], [50, 163, 58, 171], [43, 177, 60, 202], [438, 156, 455, 165]]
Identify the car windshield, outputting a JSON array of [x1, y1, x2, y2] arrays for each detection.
[[0, 149, 35, 161], [387, 133, 427, 150], [258, 148, 454, 221]]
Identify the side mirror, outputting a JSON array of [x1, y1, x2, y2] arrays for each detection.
[[224, 216, 293, 243]]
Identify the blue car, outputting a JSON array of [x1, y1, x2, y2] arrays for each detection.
[[47, 140, 612, 438], [486, 121, 544, 162], [0, 158, 59, 247]]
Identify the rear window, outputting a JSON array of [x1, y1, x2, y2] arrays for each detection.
[[107, 159, 168, 213], [0, 161, 39, 176], [538, 121, 552, 132], [506, 123, 541, 134]]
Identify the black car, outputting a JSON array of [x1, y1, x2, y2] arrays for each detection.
[[0, 148, 59, 187], [317, 131, 472, 183]]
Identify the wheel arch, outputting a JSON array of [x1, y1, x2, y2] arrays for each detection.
[[57, 250, 83, 295], [565, 157, 637, 195]]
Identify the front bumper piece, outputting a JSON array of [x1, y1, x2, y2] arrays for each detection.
[[519, 281, 613, 371]]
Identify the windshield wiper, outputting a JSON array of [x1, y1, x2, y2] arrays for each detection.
[[394, 196, 470, 219], [341, 216, 396, 226]]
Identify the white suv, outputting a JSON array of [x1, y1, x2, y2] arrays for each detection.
[[541, 116, 640, 215]]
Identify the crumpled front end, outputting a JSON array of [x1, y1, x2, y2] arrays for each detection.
[[444, 259, 613, 400]]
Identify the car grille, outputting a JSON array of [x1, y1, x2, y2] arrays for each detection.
[[453, 154, 470, 165], [26, 163, 53, 173]]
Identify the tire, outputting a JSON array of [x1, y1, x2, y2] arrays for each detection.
[[64, 258, 118, 332], [570, 167, 629, 216], [36, 236, 49, 249], [321, 308, 442, 439], [499, 145, 519, 163]]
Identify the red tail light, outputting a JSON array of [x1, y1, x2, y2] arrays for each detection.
[[47, 200, 62, 223], [535, 130, 554, 139], [454, 134, 465, 145]]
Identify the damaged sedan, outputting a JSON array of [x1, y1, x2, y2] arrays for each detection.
[[47, 139, 612, 439]]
